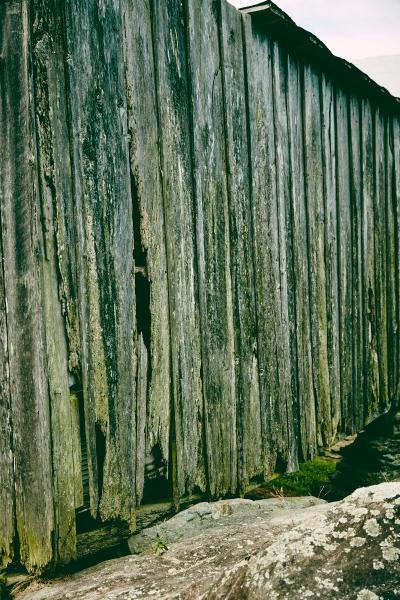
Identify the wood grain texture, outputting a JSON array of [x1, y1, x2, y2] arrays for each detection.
[[150, 0, 205, 499], [303, 64, 330, 450], [243, 20, 289, 475], [320, 76, 341, 441], [287, 55, 316, 460], [385, 115, 397, 406], [271, 41, 298, 470], [1, 0, 399, 573], [336, 88, 354, 433], [361, 99, 380, 423], [63, 0, 137, 526], [0, 82, 14, 567], [392, 118, 400, 401], [374, 108, 389, 416], [30, 0, 82, 564], [122, 0, 171, 475], [0, 1, 54, 571], [348, 95, 365, 432], [220, 1, 262, 489], [187, 0, 237, 496]]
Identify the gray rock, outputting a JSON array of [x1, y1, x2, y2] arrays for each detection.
[[208, 482, 400, 599], [128, 496, 322, 554], [15, 485, 400, 599]]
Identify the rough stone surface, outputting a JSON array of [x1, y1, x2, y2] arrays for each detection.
[[128, 497, 323, 554], [208, 483, 400, 599], [15, 484, 400, 599]]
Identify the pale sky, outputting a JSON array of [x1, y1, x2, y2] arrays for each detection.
[[229, 0, 400, 61]]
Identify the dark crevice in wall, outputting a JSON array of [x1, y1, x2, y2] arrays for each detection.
[[142, 443, 171, 504], [95, 423, 106, 504], [134, 268, 151, 362], [359, 105, 369, 426], [274, 454, 288, 475], [70, 374, 101, 536], [69, 375, 90, 511]]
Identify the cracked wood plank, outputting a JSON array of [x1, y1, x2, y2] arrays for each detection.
[[321, 76, 341, 442], [303, 64, 330, 450], [336, 88, 354, 433], [271, 40, 299, 468], [122, 0, 171, 488], [151, 0, 205, 499], [361, 98, 380, 423], [287, 54, 316, 459], [187, 0, 237, 496], [0, 1, 54, 572], [63, 0, 137, 526], [220, 2, 262, 489], [243, 19, 289, 475]]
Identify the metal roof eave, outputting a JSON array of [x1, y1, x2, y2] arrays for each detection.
[[239, 1, 400, 113]]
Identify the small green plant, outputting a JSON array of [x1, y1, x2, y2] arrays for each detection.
[[270, 486, 285, 499], [152, 533, 168, 556]]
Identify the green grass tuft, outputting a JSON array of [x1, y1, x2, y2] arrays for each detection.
[[245, 457, 337, 500]]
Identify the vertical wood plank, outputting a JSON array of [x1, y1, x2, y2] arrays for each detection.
[[271, 41, 298, 469], [0, 1, 54, 571], [30, 0, 81, 563], [287, 55, 316, 459], [320, 75, 341, 441], [303, 64, 330, 449], [374, 108, 389, 413], [348, 95, 365, 432], [220, 2, 262, 490], [393, 117, 400, 400], [150, 0, 205, 499], [336, 88, 353, 433], [186, 0, 237, 496], [64, 0, 137, 526], [244, 17, 286, 477], [122, 0, 171, 486], [361, 99, 380, 423], [0, 149, 14, 570], [243, 20, 288, 475], [385, 115, 397, 406]]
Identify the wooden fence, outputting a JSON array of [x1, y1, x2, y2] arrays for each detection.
[[0, 0, 399, 572]]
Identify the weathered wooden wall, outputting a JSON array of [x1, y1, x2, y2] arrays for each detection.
[[0, 0, 399, 572]]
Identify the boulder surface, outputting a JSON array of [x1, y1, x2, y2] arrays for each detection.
[[16, 484, 400, 599]]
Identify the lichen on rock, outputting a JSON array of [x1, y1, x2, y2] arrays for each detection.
[[15, 483, 400, 599]]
